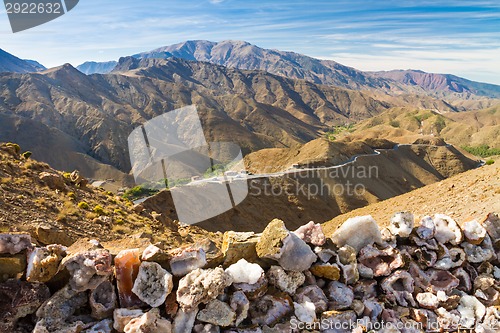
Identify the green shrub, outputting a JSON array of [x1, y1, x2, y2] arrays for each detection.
[[389, 120, 400, 128], [6, 143, 20, 154], [78, 201, 89, 210], [67, 192, 77, 200], [22, 151, 32, 159], [114, 208, 126, 216], [93, 205, 105, 216], [122, 185, 158, 200], [486, 159, 495, 165], [462, 145, 500, 158]]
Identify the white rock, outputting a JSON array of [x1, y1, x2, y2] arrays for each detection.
[[225, 259, 264, 285], [278, 233, 317, 272], [331, 215, 382, 253], [294, 301, 316, 323], [267, 265, 305, 295], [389, 212, 414, 238], [113, 309, 144, 333], [464, 220, 487, 244], [132, 261, 173, 307], [0, 233, 32, 255], [434, 214, 463, 245], [124, 308, 172, 333], [170, 247, 207, 276], [173, 309, 198, 333], [416, 292, 439, 309], [457, 295, 487, 328]]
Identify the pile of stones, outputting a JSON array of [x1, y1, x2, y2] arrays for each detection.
[[0, 212, 499, 333]]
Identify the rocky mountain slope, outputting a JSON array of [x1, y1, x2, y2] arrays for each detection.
[[0, 57, 410, 180], [76, 61, 118, 74], [339, 105, 500, 149], [140, 139, 480, 232], [0, 48, 45, 73], [0, 142, 214, 247]]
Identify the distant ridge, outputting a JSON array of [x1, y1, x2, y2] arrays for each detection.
[[0, 48, 46, 73]]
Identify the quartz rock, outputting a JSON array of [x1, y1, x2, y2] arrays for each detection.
[[278, 232, 317, 272], [35, 284, 88, 333], [358, 244, 403, 277], [433, 245, 466, 270], [294, 221, 326, 246], [230, 291, 250, 326], [330, 215, 382, 253], [363, 299, 383, 320], [416, 216, 436, 240], [197, 299, 236, 327], [173, 308, 198, 333], [62, 248, 113, 292], [416, 292, 439, 309], [141, 244, 170, 262], [115, 249, 143, 308], [294, 301, 316, 323], [113, 309, 145, 333], [266, 265, 305, 294], [434, 214, 463, 245], [124, 308, 172, 333], [483, 213, 500, 249], [381, 270, 416, 307], [27, 244, 67, 283], [83, 319, 113, 333], [436, 307, 461, 331], [177, 267, 233, 311], [222, 231, 261, 266], [353, 279, 378, 300], [225, 259, 264, 285], [457, 295, 487, 328], [389, 212, 414, 238], [0, 280, 50, 332], [255, 219, 289, 260], [326, 281, 354, 310], [426, 269, 460, 293], [309, 263, 340, 280], [320, 310, 357, 333], [0, 233, 32, 254], [90, 280, 117, 320], [249, 294, 293, 326], [170, 247, 207, 276], [193, 324, 220, 333], [336, 245, 359, 285], [461, 235, 496, 263], [464, 220, 487, 245], [132, 261, 173, 307], [233, 274, 268, 300], [453, 267, 473, 292]]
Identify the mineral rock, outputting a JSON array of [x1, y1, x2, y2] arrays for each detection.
[[193, 324, 220, 333], [225, 259, 264, 285], [294, 301, 316, 323], [124, 308, 172, 333], [321, 310, 357, 333], [426, 269, 460, 293], [483, 213, 500, 249], [433, 245, 466, 270], [113, 309, 144, 333], [35, 284, 88, 333], [83, 319, 113, 333], [294, 221, 326, 246], [233, 274, 268, 300], [173, 308, 198, 333], [132, 261, 173, 307], [197, 299, 236, 327], [255, 219, 289, 260], [90, 280, 117, 320], [353, 279, 378, 300], [39, 172, 66, 191], [230, 291, 250, 326], [381, 270, 416, 307], [330, 215, 382, 253], [336, 245, 359, 285], [389, 212, 414, 238], [62, 248, 113, 292], [170, 246, 207, 276], [278, 232, 317, 271], [327, 281, 354, 310], [461, 235, 496, 263], [358, 244, 403, 277], [177, 267, 233, 310], [115, 249, 143, 308], [0, 280, 50, 332], [464, 220, 487, 245], [309, 263, 340, 280], [0, 233, 32, 254], [222, 231, 261, 266], [416, 292, 439, 309], [416, 216, 436, 240], [457, 295, 486, 328], [249, 294, 293, 326], [266, 265, 305, 295], [0, 253, 26, 282], [141, 244, 170, 262], [434, 214, 463, 245], [27, 244, 67, 283]]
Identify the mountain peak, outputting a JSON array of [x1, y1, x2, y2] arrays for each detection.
[[0, 48, 45, 73]]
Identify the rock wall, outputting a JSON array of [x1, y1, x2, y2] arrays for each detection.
[[1, 212, 499, 333]]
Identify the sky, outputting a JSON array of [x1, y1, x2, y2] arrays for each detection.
[[1, 0, 499, 84]]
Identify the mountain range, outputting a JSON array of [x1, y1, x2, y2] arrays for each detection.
[[0, 48, 46, 73]]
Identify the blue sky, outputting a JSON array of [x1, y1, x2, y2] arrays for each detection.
[[1, 0, 499, 84]]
